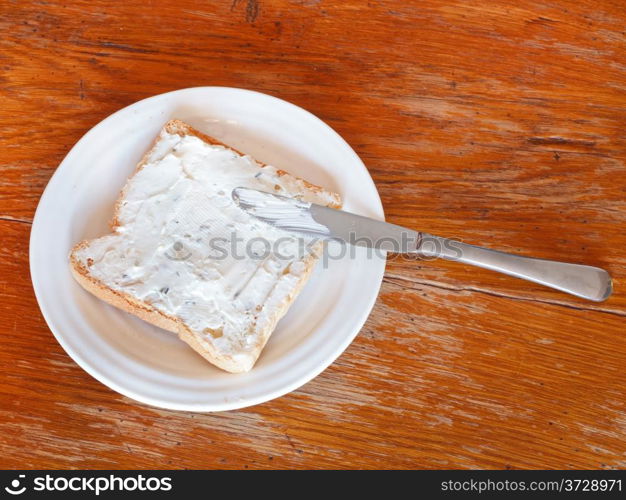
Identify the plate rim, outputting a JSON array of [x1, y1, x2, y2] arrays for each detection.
[[29, 86, 386, 411]]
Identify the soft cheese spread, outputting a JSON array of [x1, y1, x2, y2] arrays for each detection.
[[74, 131, 338, 369]]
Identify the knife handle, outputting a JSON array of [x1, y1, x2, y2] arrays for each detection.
[[416, 234, 612, 302]]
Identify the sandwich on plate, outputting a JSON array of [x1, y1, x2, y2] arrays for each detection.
[[70, 120, 340, 373]]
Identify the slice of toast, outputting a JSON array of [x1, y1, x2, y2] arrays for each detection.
[[70, 120, 341, 373]]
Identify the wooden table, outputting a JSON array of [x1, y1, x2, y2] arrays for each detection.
[[2, 0, 625, 470]]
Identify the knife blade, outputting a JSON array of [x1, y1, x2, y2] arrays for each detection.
[[232, 186, 424, 253]]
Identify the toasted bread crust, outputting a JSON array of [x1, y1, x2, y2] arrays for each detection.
[[70, 120, 340, 373]]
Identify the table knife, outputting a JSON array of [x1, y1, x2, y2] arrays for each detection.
[[232, 187, 612, 302]]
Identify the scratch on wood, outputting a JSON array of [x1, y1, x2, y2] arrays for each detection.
[[98, 41, 156, 54], [528, 137, 596, 147], [0, 215, 32, 225], [284, 433, 297, 451], [181, 9, 215, 20], [526, 16, 558, 25], [115, 421, 133, 456]]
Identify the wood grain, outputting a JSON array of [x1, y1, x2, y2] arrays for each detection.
[[1, 0, 625, 469]]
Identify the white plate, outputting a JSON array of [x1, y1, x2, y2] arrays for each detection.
[[30, 87, 385, 411]]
